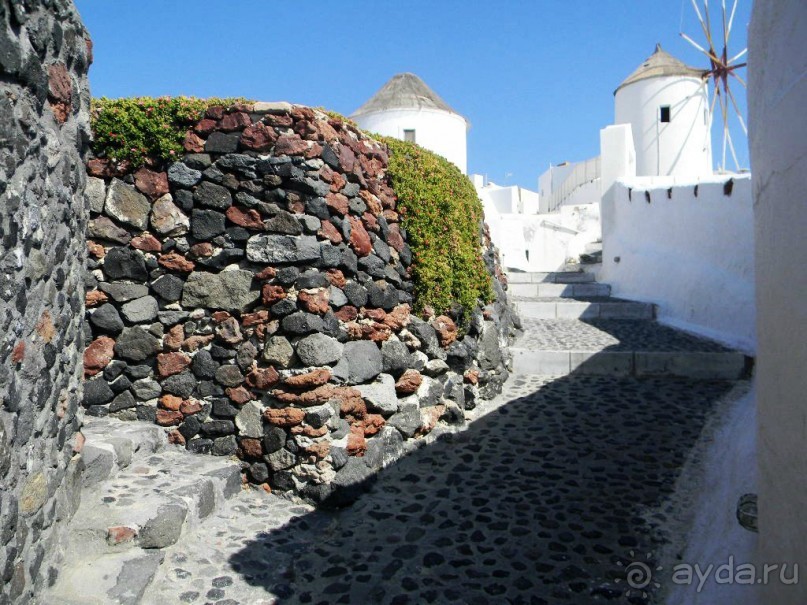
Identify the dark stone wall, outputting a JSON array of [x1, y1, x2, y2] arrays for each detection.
[[84, 102, 516, 505], [0, 1, 91, 601]]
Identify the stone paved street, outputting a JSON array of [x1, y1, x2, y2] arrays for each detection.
[[143, 374, 739, 605]]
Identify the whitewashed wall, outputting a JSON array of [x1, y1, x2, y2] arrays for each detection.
[[353, 108, 468, 174], [600, 174, 755, 352]]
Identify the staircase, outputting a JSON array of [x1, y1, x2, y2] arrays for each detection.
[[509, 271, 748, 379], [42, 419, 242, 605]]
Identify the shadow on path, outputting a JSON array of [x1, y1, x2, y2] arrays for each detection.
[[229, 371, 734, 605]]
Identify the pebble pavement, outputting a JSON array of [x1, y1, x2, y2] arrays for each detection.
[[142, 373, 736, 605]]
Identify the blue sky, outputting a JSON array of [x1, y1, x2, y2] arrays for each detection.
[[75, 0, 751, 189]]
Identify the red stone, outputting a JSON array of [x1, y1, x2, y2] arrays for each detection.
[[395, 369, 422, 395], [464, 369, 480, 385], [86, 290, 108, 308], [133, 168, 169, 199], [255, 266, 277, 281], [325, 193, 349, 216], [226, 386, 254, 404], [264, 113, 293, 128], [340, 393, 367, 420], [242, 310, 270, 327], [183, 335, 214, 352], [246, 366, 280, 390], [11, 342, 24, 364], [156, 409, 183, 426], [240, 122, 277, 151], [158, 252, 195, 272], [87, 241, 105, 259], [240, 438, 263, 458], [298, 289, 330, 314], [179, 399, 202, 416], [168, 430, 186, 446], [339, 145, 356, 172], [274, 135, 310, 156], [163, 325, 184, 351], [160, 395, 183, 411], [263, 407, 305, 427], [156, 352, 191, 378], [218, 111, 251, 132], [130, 233, 162, 252], [205, 105, 225, 120], [362, 308, 386, 322], [212, 311, 231, 323], [348, 216, 372, 257], [301, 441, 331, 458], [359, 190, 383, 215], [226, 206, 264, 230], [86, 158, 112, 178], [362, 414, 385, 436], [215, 317, 243, 344], [189, 242, 214, 258], [330, 172, 346, 193], [84, 336, 115, 377], [362, 212, 379, 233], [325, 268, 346, 288], [346, 425, 366, 456], [383, 209, 399, 222], [194, 118, 218, 134], [261, 284, 286, 305], [383, 304, 411, 330], [47, 63, 71, 123], [107, 526, 137, 545], [432, 315, 458, 347], [333, 306, 358, 322], [284, 368, 331, 389], [319, 165, 334, 183], [318, 220, 343, 244], [184, 131, 205, 153], [387, 224, 405, 252]]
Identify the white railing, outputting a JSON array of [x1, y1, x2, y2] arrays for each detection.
[[545, 157, 601, 213]]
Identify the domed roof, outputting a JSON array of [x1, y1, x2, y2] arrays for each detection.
[[615, 44, 706, 94], [351, 73, 466, 121]]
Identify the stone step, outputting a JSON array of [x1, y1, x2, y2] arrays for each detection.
[[511, 319, 748, 379], [507, 271, 595, 284], [514, 297, 655, 320], [509, 282, 611, 298], [44, 449, 242, 604]]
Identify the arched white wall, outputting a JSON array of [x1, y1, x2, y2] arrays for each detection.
[[615, 76, 712, 177], [353, 108, 468, 174]]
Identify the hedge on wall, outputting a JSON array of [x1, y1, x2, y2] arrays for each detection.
[[89, 97, 493, 318]]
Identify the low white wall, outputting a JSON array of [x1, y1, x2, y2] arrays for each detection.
[[600, 174, 755, 353]]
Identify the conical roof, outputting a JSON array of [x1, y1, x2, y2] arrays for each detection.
[[615, 44, 706, 94], [351, 73, 465, 120]]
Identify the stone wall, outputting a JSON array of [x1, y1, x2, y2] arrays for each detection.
[[0, 0, 92, 602], [84, 102, 515, 504]]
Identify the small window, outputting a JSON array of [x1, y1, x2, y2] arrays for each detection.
[[660, 106, 671, 123], [403, 129, 416, 143]]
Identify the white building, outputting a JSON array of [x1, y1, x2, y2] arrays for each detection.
[[351, 73, 469, 174], [614, 44, 712, 178]]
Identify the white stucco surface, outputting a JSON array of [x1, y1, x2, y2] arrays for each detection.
[[599, 174, 755, 353], [750, 1, 807, 601], [615, 76, 712, 177], [353, 108, 468, 174]]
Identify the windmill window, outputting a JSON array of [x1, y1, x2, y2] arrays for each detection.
[[403, 129, 416, 143], [660, 106, 671, 123]]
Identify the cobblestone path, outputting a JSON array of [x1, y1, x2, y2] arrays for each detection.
[[144, 373, 737, 605]]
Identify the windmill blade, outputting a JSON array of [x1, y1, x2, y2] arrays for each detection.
[[717, 89, 729, 171], [728, 47, 748, 64], [726, 0, 739, 45], [702, 0, 715, 49], [729, 71, 747, 88], [680, 32, 723, 64], [727, 86, 749, 135], [689, 0, 712, 42], [726, 122, 741, 171], [722, 0, 729, 52]]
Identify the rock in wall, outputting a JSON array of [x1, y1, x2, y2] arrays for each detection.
[[84, 102, 514, 504], [0, 0, 92, 601]]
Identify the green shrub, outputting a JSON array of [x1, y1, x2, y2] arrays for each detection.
[[90, 96, 248, 167], [382, 136, 493, 317]]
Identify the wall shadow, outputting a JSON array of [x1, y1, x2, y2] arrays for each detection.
[[227, 332, 736, 605]]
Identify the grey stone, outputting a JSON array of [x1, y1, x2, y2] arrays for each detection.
[[388, 403, 421, 438], [103, 247, 148, 282], [276, 266, 300, 286], [158, 310, 189, 326], [295, 333, 344, 366], [109, 391, 136, 412], [85, 176, 106, 213], [409, 317, 444, 359], [193, 181, 232, 210], [132, 378, 161, 400], [205, 132, 240, 153], [236, 341, 258, 371], [357, 374, 399, 415], [235, 401, 263, 438], [343, 281, 368, 307], [187, 438, 214, 454], [184, 153, 212, 169], [381, 340, 411, 374], [106, 551, 166, 605], [99, 282, 149, 302], [215, 365, 244, 388], [367, 280, 399, 310], [416, 375, 443, 408], [167, 162, 202, 187], [295, 271, 329, 290], [150, 193, 189, 236], [115, 327, 160, 361], [192, 350, 219, 379], [191, 208, 226, 240], [105, 178, 150, 230], [270, 298, 297, 317], [161, 371, 196, 398], [138, 503, 188, 548], [83, 378, 114, 407], [299, 215, 321, 233], [320, 242, 342, 267], [330, 458, 375, 505], [199, 420, 236, 437], [181, 270, 259, 312], [341, 341, 383, 384], [477, 322, 503, 371], [246, 234, 321, 264], [329, 286, 348, 308], [281, 312, 325, 335], [263, 336, 295, 368], [151, 274, 185, 302], [364, 426, 404, 471], [266, 448, 296, 472], [263, 426, 286, 454], [265, 209, 302, 235], [305, 404, 333, 429], [212, 435, 238, 456], [88, 216, 131, 244], [121, 296, 159, 324], [423, 358, 450, 377], [90, 303, 124, 333]]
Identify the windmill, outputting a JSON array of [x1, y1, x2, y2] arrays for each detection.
[[679, 0, 748, 172]]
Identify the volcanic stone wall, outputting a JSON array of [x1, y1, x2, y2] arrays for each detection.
[[0, 0, 92, 601], [84, 102, 514, 504]]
